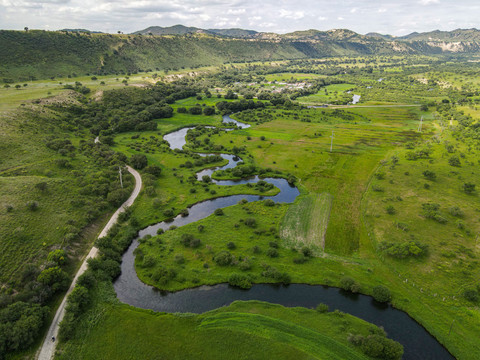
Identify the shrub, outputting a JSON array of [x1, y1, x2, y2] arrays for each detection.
[[374, 172, 385, 180], [65, 286, 90, 316], [261, 266, 291, 284], [349, 334, 403, 360], [266, 248, 279, 258], [244, 218, 256, 227], [448, 155, 461, 167], [394, 222, 409, 231], [463, 289, 479, 303], [449, 206, 464, 217], [372, 285, 392, 303], [264, 199, 275, 207], [228, 273, 252, 289], [316, 303, 329, 313], [386, 205, 396, 215], [35, 182, 48, 191], [226, 241, 236, 250], [180, 233, 201, 248], [463, 182, 476, 194], [214, 251, 233, 266], [238, 259, 252, 271], [422, 170, 436, 180], [180, 208, 189, 217], [47, 249, 66, 265], [301, 247, 313, 257], [26, 201, 39, 211], [293, 256, 308, 264], [340, 276, 360, 293], [379, 240, 428, 258], [174, 254, 185, 264], [163, 209, 174, 217], [142, 255, 156, 267], [214, 208, 224, 216]]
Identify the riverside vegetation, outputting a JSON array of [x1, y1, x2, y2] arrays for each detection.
[[0, 51, 479, 360]]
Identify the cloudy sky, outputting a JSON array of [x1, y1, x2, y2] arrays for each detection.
[[0, 0, 479, 36]]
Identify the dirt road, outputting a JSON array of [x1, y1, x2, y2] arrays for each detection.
[[36, 165, 142, 360]]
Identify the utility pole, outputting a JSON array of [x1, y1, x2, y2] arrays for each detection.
[[330, 130, 334, 153], [418, 116, 424, 132], [119, 166, 123, 188]]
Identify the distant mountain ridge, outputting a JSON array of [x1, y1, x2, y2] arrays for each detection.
[[2, 26, 480, 82], [133, 24, 480, 42], [133, 25, 259, 38]]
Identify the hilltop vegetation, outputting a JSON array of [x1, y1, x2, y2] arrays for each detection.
[[3, 27, 480, 82]]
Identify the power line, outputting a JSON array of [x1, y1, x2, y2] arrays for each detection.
[[418, 116, 424, 132]]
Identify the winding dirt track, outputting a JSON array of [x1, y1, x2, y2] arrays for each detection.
[[36, 165, 142, 360]]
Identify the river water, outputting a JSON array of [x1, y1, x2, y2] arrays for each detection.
[[114, 115, 453, 360]]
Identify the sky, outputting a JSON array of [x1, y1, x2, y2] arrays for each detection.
[[0, 0, 479, 36]]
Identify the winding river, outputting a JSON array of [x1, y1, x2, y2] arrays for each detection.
[[114, 115, 453, 360]]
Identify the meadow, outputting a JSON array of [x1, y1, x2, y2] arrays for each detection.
[[2, 55, 480, 360]]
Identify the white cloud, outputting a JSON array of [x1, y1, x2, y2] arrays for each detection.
[[227, 8, 245, 15], [0, 0, 477, 36], [278, 9, 305, 20]]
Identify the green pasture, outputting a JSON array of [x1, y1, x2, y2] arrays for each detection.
[[57, 299, 387, 360]]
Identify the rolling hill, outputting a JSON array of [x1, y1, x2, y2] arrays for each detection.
[[2, 26, 480, 82]]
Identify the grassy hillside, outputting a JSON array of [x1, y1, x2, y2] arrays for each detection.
[[0, 30, 307, 82], [2, 28, 480, 83], [56, 297, 399, 360]]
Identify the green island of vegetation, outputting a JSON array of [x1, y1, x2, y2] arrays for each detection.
[[1, 28, 480, 360]]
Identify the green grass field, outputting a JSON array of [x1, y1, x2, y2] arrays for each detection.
[[280, 193, 333, 251], [56, 297, 391, 360], [297, 83, 356, 104], [2, 56, 480, 360]]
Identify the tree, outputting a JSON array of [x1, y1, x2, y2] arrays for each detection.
[[203, 106, 215, 115], [130, 154, 147, 169], [188, 106, 202, 115], [24, 27, 29, 32], [144, 165, 162, 178], [372, 285, 392, 303], [37, 266, 69, 292]]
